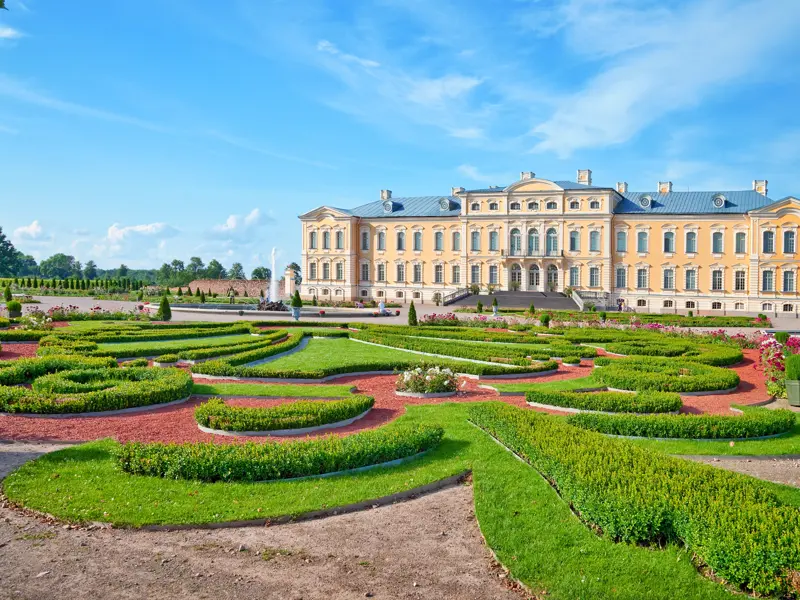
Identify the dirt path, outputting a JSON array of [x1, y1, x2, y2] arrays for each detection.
[[682, 455, 800, 487]]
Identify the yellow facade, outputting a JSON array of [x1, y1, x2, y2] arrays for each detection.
[[298, 173, 800, 314]]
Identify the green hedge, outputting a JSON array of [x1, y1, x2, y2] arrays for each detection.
[[116, 423, 443, 482], [0, 355, 117, 385], [194, 395, 374, 432], [592, 357, 740, 392], [120, 358, 149, 368], [0, 317, 9, 328], [154, 354, 180, 363], [2, 367, 192, 414], [359, 324, 549, 345], [604, 340, 693, 357], [468, 403, 800, 596], [525, 389, 681, 413], [252, 320, 350, 329], [0, 329, 48, 342], [176, 330, 288, 361], [566, 405, 796, 439]]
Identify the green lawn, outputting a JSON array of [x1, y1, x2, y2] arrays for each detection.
[[6, 402, 797, 599], [490, 374, 601, 393], [191, 382, 354, 398], [97, 333, 256, 353]]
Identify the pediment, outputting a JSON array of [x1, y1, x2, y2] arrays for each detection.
[[298, 206, 354, 221], [749, 196, 800, 217], [506, 179, 564, 193]]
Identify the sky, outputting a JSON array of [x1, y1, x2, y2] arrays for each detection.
[[1, 0, 800, 274]]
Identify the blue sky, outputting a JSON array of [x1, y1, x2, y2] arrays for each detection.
[[1, 0, 800, 273]]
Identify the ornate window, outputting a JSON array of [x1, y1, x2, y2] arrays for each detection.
[[712, 232, 723, 254], [434, 231, 444, 251], [616, 231, 627, 252], [360, 263, 370, 281], [685, 231, 697, 253], [396, 263, 405, 282], [322, 263, 330, 280], [546, 201, 558, 210], [309, 263, 317, 279], [735, 270, 746, 291], [471, 231, 481, 251], [451, 265, 460, 284], [637, 299, 647, 307], [489, 231, 499, 251], [685, 301, 696, 309], [377, 263, 386, 282], [784, 303, 794, 312], [489, 265, 499, 284], [663, 268, 675, 290], [712, 301, 722, 310], [762, 270, 774, 291], [322, 231, 331, 250], [470, 264, 480, 283], [663, 300, 674, 308], [377, 231, 386, 251], [569, 199, 579, 210], [434, 264, 444, 283], [413, 264, 422, 283], [510, 201, 521, 210], [763, 230, 775, 253], [589, 230, 601, 252], [452, 231, 461, 251], [615, 267, 626, 288], [309, 231, 317, 249], [589, 200, 600, 209], [470, 202, 480, 211], [489, 202, 499, 211], [361, 231, 369, 251], [335, 262, 344, 280], [735, 302, 745, 310], [637, 231, 648, 253], [685, 269, 697, 291], [528, 228, 539, 253], [527, 201, 539, 211], [335, 231, 344, 250], [546, 228, 558, 255], [784, 270, 795, 292], [735, 232, 746, 253], [569, 266, 580, 286], [762, 302, 773, 311], [529, 265, 540, 287], [636, 268, 648, 289], [663, 231, 675, 253], [396, 231, 405, 251], [510, 229, 522, 255], [569, 231, 580, 252], [413, 231, 422, 251], [589, 266, 600, 287], [784, 231, 796, 254], [711, 269, 723, 291]]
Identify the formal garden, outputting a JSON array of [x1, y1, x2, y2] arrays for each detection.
[[0, 305, 798, 599]]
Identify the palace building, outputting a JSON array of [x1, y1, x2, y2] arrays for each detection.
[[298, 171, 800, 314]]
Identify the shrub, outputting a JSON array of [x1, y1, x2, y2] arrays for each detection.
[[154, 353, 180, 363], [0, 355, 116, 386], [117, 423, 443, 483], [785, 353, 800, 381], [3, 286, 11, 302], [6, 300, 22, 313], [528, 303, 535, 314], [0, 317, 9, 328], [195, 395, 374, 432], [408, 301, 418, 326], [540, 314, 550, 328], [526, 389, 681, 413], [592, 357, 739, 392], [469, 403, 800, 596], [561, 356, 581, 365], [492, 297, 498, 308], [568, 405, 795, 439], [775, 331, 790, 344], [476, 301, 483, 313], [758, 313, 767, 320], [120, 358, 149, 368], [155, 296, 172, 321], [312, 295, 318, 306], [396, 366, 458, 393], [599, 311, 607, 322], [291, 290, 302, 308]]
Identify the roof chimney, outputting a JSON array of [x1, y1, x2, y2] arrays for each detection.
[[380, 189, 392, 200], [520, 171, 534, 181], [616, 182, 628, 194], [753, 179, 768, 196], [658, 181, 672, 194], [577, 169, 592, 186], [451, 186, 465, 195]]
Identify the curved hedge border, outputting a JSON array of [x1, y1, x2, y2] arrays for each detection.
[[116, 423, 443, 482], [592, 357, 739, 393], [566, 405, 796, 440], [194, 395, 374, 433], [1, 367, 193, 414], [468, 403, 800, 597], [525, 389, 681, 413], [0, 355, 117, 385]]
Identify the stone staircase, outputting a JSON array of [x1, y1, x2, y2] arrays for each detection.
[[447, 291, 579, 310]]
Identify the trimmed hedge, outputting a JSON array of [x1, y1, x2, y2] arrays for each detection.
[[468, 403, 800, 596], [194, 395, 374, 432], [359, 324, 549, 345], [0, 355, 117, 386], [154, 354, 180, 363], [176, 330, 288, 361], [116, 423, 443, 482], [0, 317, 9, 328], [566, 405, 796, 439], [0, 329, 49, 342], [2, 367, 192, 414], [120, 358, 149, 368], [525, 389, 681, 413], [592, 357, 740, 392]]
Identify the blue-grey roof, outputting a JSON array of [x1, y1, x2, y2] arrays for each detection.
[[348, 196, 462, 218], [616, 191, 773, 214], [464, 180, 607, 193]]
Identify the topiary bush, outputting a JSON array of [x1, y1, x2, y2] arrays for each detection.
[[785, 353, 800, 381], [775, 331, 790, 345], [155, 296, 172, 321], [3, 286, 11, 302], [540, 314, 551, 328], [408, 300, 418, 326], [154, 354, 180, 364]]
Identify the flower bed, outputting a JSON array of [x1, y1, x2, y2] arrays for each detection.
[[116, 423, 444, 482], [194, 395, 374, 433], [566, 405, 796, 439], [468, 403, 799, 597], [592, 357, 740, 393], [525, 389, 681, 413], [1, 366, 192, 414], [396, 366, 458, 395]]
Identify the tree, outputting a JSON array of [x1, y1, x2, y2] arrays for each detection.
[[14, 252, 38, 276], [157, 263, 174, 284], [118, 264, 129, 277], [0, 228, 19, 277], [83, 260, 98, 280], [0, 1, 7, 9], [170, 259, 185, 273], [155, 295, 172, 321], [39, 253, 78, 279], [251, 266, 271, 280], [229, 262, 245, 280], [3, 285, 11, 302], [205, 259, 226, 280], [188, 256, 205, 276], [287, 261, 302, 284], [408, 300, 418, 326]]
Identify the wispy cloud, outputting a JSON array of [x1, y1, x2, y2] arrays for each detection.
[[203, 130, 336, 170], [211, 208, 269, 235], [0, 26, 23, 40], [456, 164, 508, 185], [0, 123, 17, 134], [13, 219, 43, 240], [316, 40, 379, 68], [92, 222, 180, 258]]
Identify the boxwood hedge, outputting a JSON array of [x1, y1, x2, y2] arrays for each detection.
[[525, 389, 682, 413], [592, 357, 740, 392], [2, 367, 192, 414], [116, 423, 443, 482], [194, 395, 374, 432], [468, 403, 800, 596], [0, 355, 117, 385], [566, 405, 796, 439]]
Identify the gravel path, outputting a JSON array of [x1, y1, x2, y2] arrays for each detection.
[[681, 455, 800, 487], [0, 342, 38, 361]]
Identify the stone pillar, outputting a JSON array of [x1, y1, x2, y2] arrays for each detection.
[[284, 267, 297, 299]]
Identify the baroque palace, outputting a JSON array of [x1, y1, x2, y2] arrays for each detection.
[[298, 170, 800, 314]]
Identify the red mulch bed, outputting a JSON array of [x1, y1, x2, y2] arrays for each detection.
[[0, 343, 38, 361], [0, 349, 771, 444]]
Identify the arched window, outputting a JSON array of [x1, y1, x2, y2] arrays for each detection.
[[489, 202, 499, 211], [685, 301, 696, 309], [762, 270, 774, 291], [322, 231, 331, 250], [569, 199, 579, 210], [783, 303, 794, 312], [527, 201, 538, 211], [762, 302, 773, 311], [663, 231, 675, 253], [547, 265, 558, 290], [546, 228, 558, 255], [471, 231, 481, 251], [637, 299, 647, 307], [637, 231, 648, 253], [510, 201, 521, 210], [335, 231, 344, 249], [510, 228, 522, 255], [471, 202, 480, 211], [510, 264, 522, 285], [546, 201, 558, 210], [763, 230, 775, 253], [735, 232, 746, 253], [413, 231, 422, 251], [663, 300, 673, 308], [377, 231, 386, 251], [734, 302, 744, 311], [322, 288, 330, 296], [309, 231, 317, 249], [685, 231, 697, 253], [711, 301, 722, 310], [589, 200, 600, 209], [361, 231, 369, 251], [616, 231, 627, 252], [712, 231, 723, 253], [784, 230, 796, 254], [434, 231, 444, 251], [322, 263, 331, 280], [528, 265, 540, 288], [396, 231, 405, 251], [589, 230, 600, 252], [569, 230, 580, 252], [452, 231, 461, 251], [528, 228, 539, 253], [489, 231, 499, 251]]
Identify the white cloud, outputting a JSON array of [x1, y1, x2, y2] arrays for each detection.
[[13, 219, 43, 240], [528, 0, 800, 157], [0, 27, 22, 40], [92, 222, 179, 259], [456, 164, 508, 185], [316, 39, 380, 68], [203, 130, 335, 169], [406, 75, 482, 106], [449, 127, 484, 139], [211, 208, 271, 237]]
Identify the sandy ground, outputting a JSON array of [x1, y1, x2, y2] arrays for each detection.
[[0, 443, 525, 600], [682, 455, 800, 487]]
